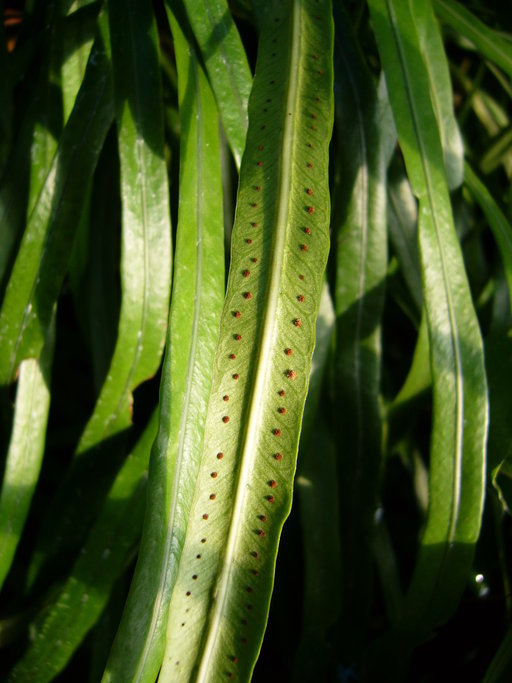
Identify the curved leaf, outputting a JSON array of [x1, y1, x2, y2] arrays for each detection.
[[411, 0, 464, 190], [76, 0, 171, 454], [160, 1, 333, 679], [369, 0, 488, 644], [24, 0, 172, 592], [180, 0, 252, 169], [102, 7, 225, 681]]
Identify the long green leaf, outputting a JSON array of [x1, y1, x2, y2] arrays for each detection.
[[332, 4, 387, 661], [102, 6, 225, 680], [76, 0, 171, 455], [160, 1, 333, 679], [411, 0, 463, 190], [24, 0, 172, 592], [0, 7, 62, 290], [0, 315, 54, 592], [0, 14, 114, 385], [180, 0, 252, 169], [369, 0, 488, 645], [433, 0, 512, 80], [9, 410, 158, 683]]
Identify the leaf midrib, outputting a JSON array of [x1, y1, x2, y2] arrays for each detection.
[[385, 0, 464, 543], [194, 3, 303, 679]]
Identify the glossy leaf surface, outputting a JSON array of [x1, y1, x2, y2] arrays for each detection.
[[181, 0, 252, 168], [160, 1, 333, 679]]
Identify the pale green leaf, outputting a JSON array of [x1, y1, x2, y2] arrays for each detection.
[[160, 1, 333, 679]]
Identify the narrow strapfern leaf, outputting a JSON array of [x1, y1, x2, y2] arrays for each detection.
[[411, 0, 464, 190], [9, 410, 158, 683], [102, 6, 225, 680], [76, 0, 171, 455], [160, 1, 333, 680], [24, 0, 171, 590], [0, 314, 54, 592], [369, 0, 488, 646], [180, 0, 252, 169]]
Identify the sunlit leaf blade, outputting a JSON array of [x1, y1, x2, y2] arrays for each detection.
[[180, 0, 252, 169], [332, 5, 387, 661], [368, 0, 488, 642], [0, 16, 114, 385], [411, 0, 463, 190], [76, 0, 171, 455], [9, 410, 158, 683], [464, 163, 512, 313], [433, 0, 512, 80], [294, 284, 340, 682], [0, 315, 54, 592], [160, 1, 333, 679], [102, 7, 225, 681], [60, 2, 99, 120]]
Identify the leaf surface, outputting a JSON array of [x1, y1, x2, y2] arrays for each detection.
[[411, 0, 463, 189], [102, 6, 225, 680], [9, 411, 158, 683], [181, 0, 252, 169], [0, 316, 54, 592], [160, 1, 333, 680], [369, 0, 488, 643], [0, 14, 114, 384], [76, 0, 171, 454]]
